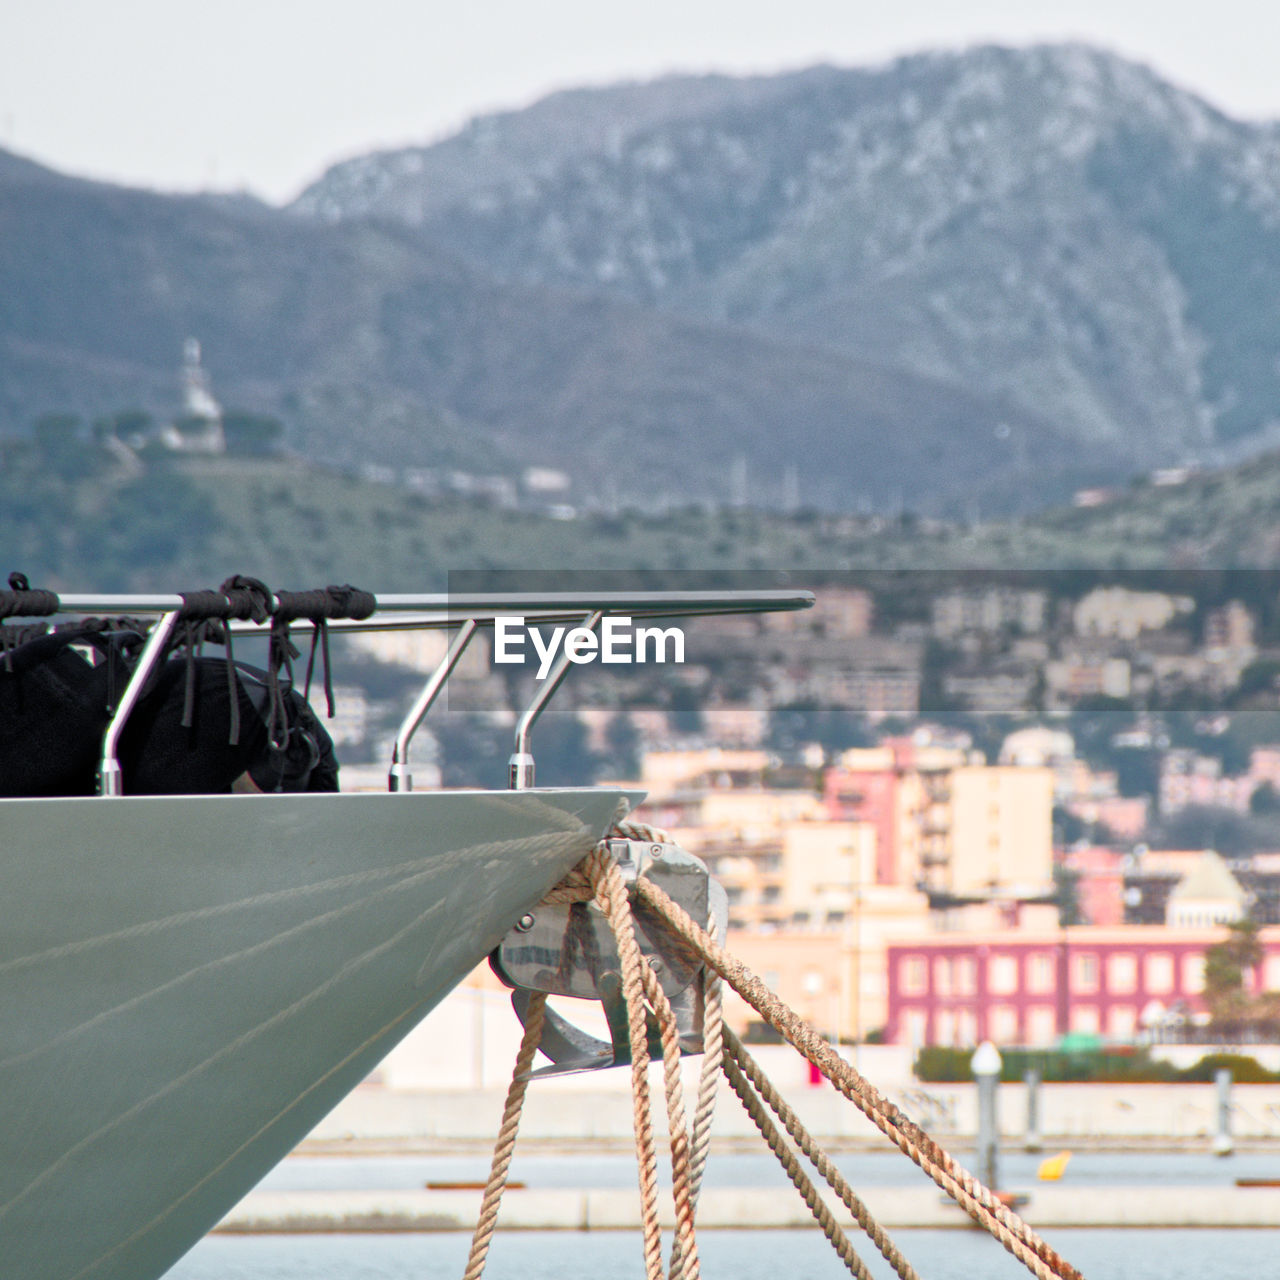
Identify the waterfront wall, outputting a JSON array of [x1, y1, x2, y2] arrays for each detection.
[[356, 987, 1280, 1145], [309, 1075, 1280, 1147]]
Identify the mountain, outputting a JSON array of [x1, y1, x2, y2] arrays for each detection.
[[0, 142, 1103, 516], [9, 43, 1280, 520], [296, 44, 1280, 472]]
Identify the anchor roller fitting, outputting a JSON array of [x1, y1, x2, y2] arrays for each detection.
[[491, 838, 727, 1077]]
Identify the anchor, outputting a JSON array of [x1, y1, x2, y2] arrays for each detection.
[[491, 837, 726, 1077]]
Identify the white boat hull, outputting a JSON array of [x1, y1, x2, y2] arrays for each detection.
[[0, 787, 632, 1280]]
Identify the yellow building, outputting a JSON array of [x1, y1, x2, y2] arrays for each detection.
[[638, 748, 774, 801], [946, 765, 1055, 899], [665, 790, 830, 930], [674, 805, 931, 1039], [829, 742, 1053, 900], [778, 821, 875, 924]]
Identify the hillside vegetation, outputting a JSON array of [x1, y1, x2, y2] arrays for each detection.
[[8, 441, 1280, 594]]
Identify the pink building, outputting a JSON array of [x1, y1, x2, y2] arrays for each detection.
[[1061, 846, 1126, 926], [1249, 747, 1280, 789], [885, 925, 1280, 1048], [1063, 793, 1149, 841], [824, 764, 902, 885], [1159, 750, 1255, 814]]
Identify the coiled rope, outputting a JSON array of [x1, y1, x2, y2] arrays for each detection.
[[463, 827, 1084, 1280], [0, 572, 59, 619]]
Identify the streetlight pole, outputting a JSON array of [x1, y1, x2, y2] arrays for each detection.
[[972, 1040, 1003, 1191]]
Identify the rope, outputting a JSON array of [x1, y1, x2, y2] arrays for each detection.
[[0, 572, 59, 619], [632, 876, 1082, 1280], [464, 838, 676, 1280], [601, 818, 702, 1280], [219, 575, 273, 623], [174, 577, 273, 744], [464, 833, 1083, 1280], [637, 942, 700, 1280], [723, 1028, 920, 1280], [533, 864, 593, 906], [687, 926, 723, 1207], [583, 846, 665, 1280], [669, 922, 722, 1280], [271, 584, 376, 623], [461, 991, 547, 1280], [273, 584, 376, 721], [614, 819, 674, 844], [722, 1047, 875, 1280]]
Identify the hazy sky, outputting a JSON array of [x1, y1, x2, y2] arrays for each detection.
[[3, 1, 1279, 204]]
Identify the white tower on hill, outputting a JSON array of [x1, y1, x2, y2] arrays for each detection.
[[162, 338, 226, 453]]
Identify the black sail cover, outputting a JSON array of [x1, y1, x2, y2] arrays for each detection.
[[0, 630, 111, 796], [0, 637, 338, 796]]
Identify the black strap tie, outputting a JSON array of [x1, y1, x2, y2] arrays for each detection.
[[174, 577, 276, 746], [272, 584, 376, 718]]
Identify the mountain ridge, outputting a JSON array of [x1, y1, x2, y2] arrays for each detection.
[[6, 43, 1280, 517], [0, 129, 1107, 516], [296, 43, 1280, 470]]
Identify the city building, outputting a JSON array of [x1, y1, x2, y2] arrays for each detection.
[[1164, 850, 1248, 928], [824, 739, 970, 887], [946, 766, 1055, 898], [884, 925, 1280, 1047], [764, 587, 873, 638], [725, 883, 932, 1043], [1072, 587, 1194, 639], [1043, 646, 1132, 705], [1063, 793, 1149, 841], [941, 666, 1039, 716], [1060, 845, 1126, 927], [637, 748, 775, 803], [1159, 750, 1255, 815], [824, 743, 1053, 900], [930, 588, 1047, 639]]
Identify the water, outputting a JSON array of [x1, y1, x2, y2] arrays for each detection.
[[164, 1150, 1280, 1278], [167, 1228, 1280, 1280], [253, 1148, 1280, 1192]]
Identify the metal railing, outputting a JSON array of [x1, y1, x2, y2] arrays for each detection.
[[27, 588, 813, 796]]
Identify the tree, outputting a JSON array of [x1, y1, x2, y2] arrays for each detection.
[[1148, 804, 1275, 856], [92, 409, 152, 443], [602, 711, 641, 779], [1233, 659, 1280, 703], [1053, 863, 1083, 927], [222, 411, 285, 457], [1053, 806, 1088, 846], [1250, 782, 1280, 815], [31, 413, 93, 477], [1202, 919, 1263, 1029]]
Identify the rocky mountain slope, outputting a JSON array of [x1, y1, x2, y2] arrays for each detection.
[[298, 44, 1280, 472]]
